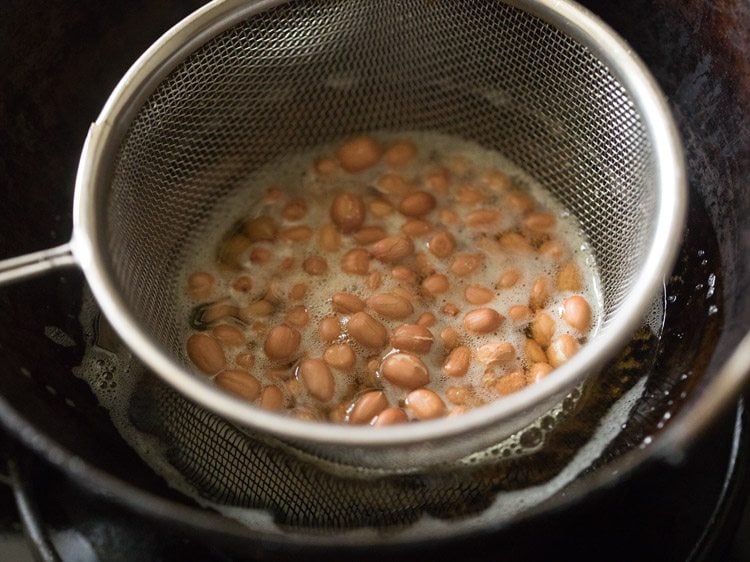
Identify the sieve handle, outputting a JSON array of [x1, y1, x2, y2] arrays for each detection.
[[0, 243, 77, 286]]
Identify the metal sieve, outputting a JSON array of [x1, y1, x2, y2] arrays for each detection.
[[0, 0, 685, 469]]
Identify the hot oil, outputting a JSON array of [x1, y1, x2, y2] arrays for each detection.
[[178, 131, 603, 420], [71, 139, 721, 536]]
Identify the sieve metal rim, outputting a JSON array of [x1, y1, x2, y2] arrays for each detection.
[[71, 0, 686, 450]]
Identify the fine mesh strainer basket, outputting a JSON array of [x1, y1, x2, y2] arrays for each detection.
[[0, 0, 685, 469]]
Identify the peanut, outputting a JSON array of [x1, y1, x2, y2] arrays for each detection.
[[263, 324, 301, 360], [562, 295, 592, 332], [347, 312, 389, 349], [366, 293, 414, 319], [319, 316, 341, 343], [495, 370, 527, 396], [332, 292, 365, 314], [463, 308, 503, 333], [299, 358, 335, 402], [187, 271, 214, 299], [477, 342, 515, 364], [340, 248, 371, 275], [391, 324, 434, 354], [336, 136, 382, 173], [442, 346, 471, 377], [370, 235, 414, 263], [259, 385, 285, 411], [381, 352, 430, 389], [303, 255, 328, 275], [399, 191, 437, 217], [215, 369, 261, 402], [428, 231, 456, 258], [421, 274, 450, 296], [547, 334, 580, 367], [187, 333, 226, 375], [353, 226, 387, 245], [529, 362, 554, 383], [243, 216, 277, 242], [349, 391, 389, 424], [406, 388, 446, 420], [319, 223, 342, 252], [330, 192, 366, 233], [450, 253, 485, 276], [384, 139, 417, 167], [372, 407, 409, 426], [464, 284, 494, 305], [323, 343, 356, 371]]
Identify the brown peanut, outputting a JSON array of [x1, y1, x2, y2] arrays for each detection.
[[391, 266, 417, 284], [319, 316, 341, 343], [421, 274, 450, 296], [495, 370, 527, 396], [557, 262, 583, 292], [367, 271, 383, 291], [391, 324, 434, 354], [562, 295, 592, 332], [243, 216, 277, 242], [187, 272, 214, 299], [401, 219, 432, 237], [529, 362, 554, 383], [332, 292, 365, 314], [381, 352, 430, 389], [323, 343, 356, 371], [450, 253, 485, 277], [440, 327, 461, 350], [497, 268, 521, 289], [284, 305, 309, 328], [463, 308, 503, 333], [367, 293, 414, 319], [340, 248, 371, 275], [303, 255, 328, 275], [289, 283, 308, 300], [507, 305, 531, 323], [406, 389, 446, 420], [370, 235, 414, 263], [376, 173, 412, 196], [384, 139, 417, 167], [336, 136, 382, 173], [464, 284, 494, 305], [428, 231, 456, 258], [260, 385, 285, 411], [282, 198, 308, 221], [372, 407, 409, 426], [263, 324, 301, 360], [299, 358, 335, 402], [347, 312, 389, 349], [399, 191, 437, 217], [349, 391, 389, 424], [529, 276, 551, 310], [530, 312, 556, 348], [187, 333, 226, 375], [279, 226, 313, 242], [354, 226, 388, 245], [330, 192, 366, 233], [211, 325, 245, 346], [547, 334, 580, 367], [442, 346, 471, 377], [524, 338, 548, 364], [466, 208, 501, 228], [215, 369, 261, 402], [446, 385, 474, 406], [318, 223, 342, 252], [477, 342, 515, 364], [416, 312, 437, 327]]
